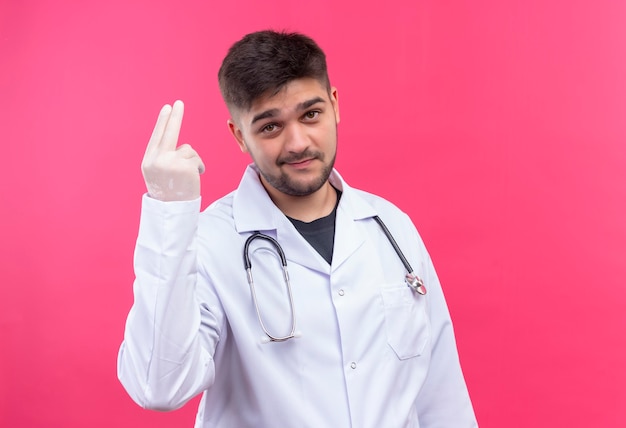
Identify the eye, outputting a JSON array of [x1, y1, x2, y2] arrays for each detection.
[[303, 110, 320, 121], [261, 123, 280, 134]]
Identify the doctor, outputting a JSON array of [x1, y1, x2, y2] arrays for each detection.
[[118, 30, 478, 427]]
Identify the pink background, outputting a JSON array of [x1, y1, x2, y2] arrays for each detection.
[[2, 1, 625, 426]]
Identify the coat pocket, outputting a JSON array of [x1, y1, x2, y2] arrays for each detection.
[[381, 285, 430, 360]]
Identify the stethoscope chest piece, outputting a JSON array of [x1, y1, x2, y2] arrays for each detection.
[[373, 215, 427, 296], [406, 273, 427, 295]]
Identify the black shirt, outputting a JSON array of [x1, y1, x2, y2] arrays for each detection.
[[287, 188, 341, 264]]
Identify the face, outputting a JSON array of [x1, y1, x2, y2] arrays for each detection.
[[228, 78, 340, 199]]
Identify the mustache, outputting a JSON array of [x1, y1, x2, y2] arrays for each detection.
[[278, 150, 323, 165]]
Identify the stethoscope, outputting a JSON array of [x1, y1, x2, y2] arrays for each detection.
[[243, 215, 426, 343]]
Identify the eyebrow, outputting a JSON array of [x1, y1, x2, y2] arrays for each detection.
[[250, 96, 326, 125]]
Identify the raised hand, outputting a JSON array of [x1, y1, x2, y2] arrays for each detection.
[[141, 100, 205, 201]]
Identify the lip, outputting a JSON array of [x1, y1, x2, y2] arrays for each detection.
[[285, 158, 314, 169]]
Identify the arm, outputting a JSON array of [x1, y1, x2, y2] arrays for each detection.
[[117, 102, 218, 410], [416, 251, 478, 427]]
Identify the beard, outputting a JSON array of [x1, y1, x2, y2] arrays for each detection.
[[258, 149, 336, 197]]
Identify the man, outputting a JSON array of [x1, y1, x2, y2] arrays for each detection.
[[118, 30, 478, 427]]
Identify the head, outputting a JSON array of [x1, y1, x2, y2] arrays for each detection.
[[218, 30, 340, 201], [218, 30, 331, 113]]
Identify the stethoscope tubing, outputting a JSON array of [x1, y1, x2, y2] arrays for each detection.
[[244, 232, 296, 342], [372, 216, 414, 274], [373, 216, 427, 295], [243, 215, 426, 342]]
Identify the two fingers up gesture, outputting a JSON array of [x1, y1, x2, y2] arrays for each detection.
[[141, 100, 205, 201]]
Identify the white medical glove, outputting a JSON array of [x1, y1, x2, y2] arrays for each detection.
[[141, 100, 205, 201]]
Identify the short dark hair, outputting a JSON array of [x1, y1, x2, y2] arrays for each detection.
[[218, 30, 330, 112]]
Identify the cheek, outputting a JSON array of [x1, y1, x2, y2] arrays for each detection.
[[248, 143, 278, 166], [322, 127, 338, 149]]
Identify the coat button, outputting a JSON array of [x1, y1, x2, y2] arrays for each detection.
[[350, 362, 357, 369], [338, 289, 345, 296]]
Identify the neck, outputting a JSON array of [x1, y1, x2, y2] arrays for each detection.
[[266, 181, 337, 222]]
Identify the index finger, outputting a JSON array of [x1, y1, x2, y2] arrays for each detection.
[[159, 100, 185, 151], [146, 103, 173, 154]]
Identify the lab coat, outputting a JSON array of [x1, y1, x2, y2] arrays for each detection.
[[118, 165, 478, 427]]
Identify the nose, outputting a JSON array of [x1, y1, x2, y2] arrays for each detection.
[[282, 123, 310, 153]]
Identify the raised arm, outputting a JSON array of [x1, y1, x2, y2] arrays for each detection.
[[117, 102, 219, 410]]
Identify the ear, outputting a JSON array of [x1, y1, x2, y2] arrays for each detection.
[[329, 86, 340, 124], [227, 119, 248, 153]]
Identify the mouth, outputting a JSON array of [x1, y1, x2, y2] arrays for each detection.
[[285, 158, 315, 169], [280, 152, 319, 166]]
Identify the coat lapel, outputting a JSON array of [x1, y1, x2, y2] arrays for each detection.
[[232, 165, 379, 275], [330, 179, 378, 271]]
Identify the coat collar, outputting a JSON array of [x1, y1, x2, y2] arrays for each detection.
[[232, 164, 379, 273]]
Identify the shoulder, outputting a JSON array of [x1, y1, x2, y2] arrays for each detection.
[[343, 182, 414, 228], [332, 169, 408, 217], [340, 180, 426, 249], [197, 191, 237, 236], [331, 169, 405, 213], [354, 188, 406, 214], [201, 191, 235, 217]]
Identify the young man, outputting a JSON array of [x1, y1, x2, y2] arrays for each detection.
[[118, 30, 478, 427]]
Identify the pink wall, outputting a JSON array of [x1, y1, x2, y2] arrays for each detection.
[[2, 1, 625, 426]]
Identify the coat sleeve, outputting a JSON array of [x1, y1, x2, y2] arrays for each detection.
[[117, 195, 221, 411], [406, 219, 478, 427]]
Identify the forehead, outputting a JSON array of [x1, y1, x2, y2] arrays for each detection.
[[248, 78, 329, 115]]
